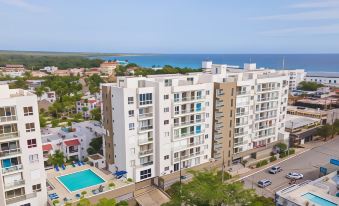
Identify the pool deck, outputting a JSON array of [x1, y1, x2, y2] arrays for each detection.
[[46, 164, 133, 205]]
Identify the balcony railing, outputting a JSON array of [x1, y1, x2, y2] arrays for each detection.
[[4, 179, 25, 190], [2, 164, 23, 174], [236, 91, 250, 95], [0, 148, 21, 158], [257, 97, 278, 102], [69, 149, 79, 153], [174, 95, 204, 103], [174, 130, 203, 139], [257, 133, 275, 138], [139, 149, 153, 156], [6, 192, 37, 204], [173, 141, 204, 152], [258, 87, 279, 92], [0, 132, 19, 140], [256, 106, 278, 112], [234, 140, 248, 147], [0, 116, 17, 123], [235, 122, 248, 127], [137, 161, 153, 168], [138, 138, 153, 145], [174, 119, 203, 127], [255, 115, 277, 121], [138, 113, 153, 119], [173, 151, 204, 162], [234, 131, 248, 137], [236, 112, 248, 116], [138, 125, 153, 132]]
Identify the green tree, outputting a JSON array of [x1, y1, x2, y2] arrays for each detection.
[[82, 107, 89, 112], [87, 137, 103, 155], [90, 108, 101, 121], [163, 170, 273, 206], [95, 198, 116, 206], [87, 74, 104, 94], [317, 124, 332, 141], [116, 201, 128, 206], [51, 119, 59, 128], [77, 198, 91, 206], [48, 150, 65, 166], [9, 78, 28, 89], [298, 81, 323, 91], [39, 115, 47, 128]]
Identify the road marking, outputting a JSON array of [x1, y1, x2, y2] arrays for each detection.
[[239, 148, 311, 180]]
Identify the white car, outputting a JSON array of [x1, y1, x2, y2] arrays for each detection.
[[286, 172, 303, 179]]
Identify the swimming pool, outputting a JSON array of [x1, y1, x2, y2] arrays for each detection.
[[57, 169, 105, 192], [302, 193, 337, 206]]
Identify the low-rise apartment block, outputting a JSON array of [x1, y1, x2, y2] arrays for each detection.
[[0, 65, 26, 78], [0, 85, 47, 206], [305, 72, 339, 86], [41, 121, 104, 166]]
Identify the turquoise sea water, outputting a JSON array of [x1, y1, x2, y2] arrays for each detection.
[[57, 169, 105, 192], [302, 193, 337, 206], [99, 54, 339, 72]]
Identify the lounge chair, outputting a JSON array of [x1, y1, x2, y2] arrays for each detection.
[[76, 161, 82, 166], [80, 161, 85, 165], [75, 194, 81, 198], [62, 164, 66, 170], [71, 162, 76, 167], [92, 189, 99, 194], [54, 165, 59, 172]]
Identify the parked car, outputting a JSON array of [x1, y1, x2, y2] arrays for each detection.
[[286, 172, 303, 179], [257, 179, 272, 188], [269, 166, 282, 174]]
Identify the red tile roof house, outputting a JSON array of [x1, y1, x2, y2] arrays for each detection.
[[41, 121, 105, 168]]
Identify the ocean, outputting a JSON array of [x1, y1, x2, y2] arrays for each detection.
[[100, 54, 339, 72]]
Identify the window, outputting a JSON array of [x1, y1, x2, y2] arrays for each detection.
[[27, 139, 37, 148], [128, 110, 134, 117], [140, 168, 152, 180], [164, 155, 169, 160], [206, 90, 210, 95], [25, 123, 35, 132], [164, 107, 169, 112], [164, 95, 169, 100], [164, 166, 169, 171], [165, 132, 170, 137], [174, 163, 179, 171], [24, 107, 33, 116], [32, 184, 41, 192], [128, 97, 134, 104], [205, 134, 208, 139], [29, 154, 39, 163], [129, 123, 135, 130], [139, 93, 152, 105], [164, 120, 169, 125], [165, 79, 172, 86], [0, 106, 16, 121]]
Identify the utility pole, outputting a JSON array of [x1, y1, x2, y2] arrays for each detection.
[[282, 57, 285, 70], [288, 121, 293, 155]]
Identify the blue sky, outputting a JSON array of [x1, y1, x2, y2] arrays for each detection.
[[0, 0, 339, 53]]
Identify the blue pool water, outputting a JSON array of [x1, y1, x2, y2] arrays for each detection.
[[302, 193, 337, 206], [57, 169, 105, 192]]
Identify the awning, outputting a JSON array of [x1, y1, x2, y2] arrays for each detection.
[[42, 144, 52, 151], [64, 139, 81, 147]]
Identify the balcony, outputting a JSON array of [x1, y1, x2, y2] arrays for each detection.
[[234, 131, 248, 137], [257, 96, 278, 102], [138, 125, 153, 132], [214, 134, 223, 140], [256, 106, 278, 112], [236, 102, 250, 107], [255, 115, 277, 121], [215, 112, 224, 119], [138, 113, 153, 120], [173, 151, 204, 162], [0, 116, 17, 123], [174, 130, 203, 139], [257, 87, 279, 92], [256, 124, 274, 130], [214, 122, 223, 129], [216, 100, 224, 108], [138, 138, 153, 145], [2, 164, 23, 174], [235, 121, 248, 127], [173, 141, 205, 152], [0, 148, 21, 158], [257, 133, 275, 139], [0, 132, 19, 141], [236, 91, 250, 95], [174, 95, 204, 103], [236, 112, 249, 117], [6, 192, 37, 205], [4, 179, 25, 190], [139, 149, 153, 156], [174, 119, 204, 128], [234, 140, 248, 147], [68, 149, 79, 153], [137, 161, 153, 168]]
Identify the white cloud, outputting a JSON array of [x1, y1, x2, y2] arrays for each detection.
[[290, 0, 339, 9], [254, 9, 339, 21], [260, 24, 339, 36], [0, 0, 48, 13]]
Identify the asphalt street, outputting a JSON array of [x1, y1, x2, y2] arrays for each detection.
[[242, 137, 339, 197]]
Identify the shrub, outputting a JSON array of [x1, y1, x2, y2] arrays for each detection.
[[279, 151, 287, 158], [127, 178, 133, 182], [109, 182, 115, 187], [256, 159, 268, 168], [269, 156, 277, 162], [53, 200, 60, 206], [81, 191, 87, 196], [116, 200, 129, 206], [289, 149, 295, 155]]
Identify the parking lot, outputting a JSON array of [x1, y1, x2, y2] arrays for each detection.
[[242, 137, 339, 197]]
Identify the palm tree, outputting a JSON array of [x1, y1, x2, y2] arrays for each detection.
[[47, 150, 65, 166]]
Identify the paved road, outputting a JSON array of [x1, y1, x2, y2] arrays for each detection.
[[242, 137, 339, 197]]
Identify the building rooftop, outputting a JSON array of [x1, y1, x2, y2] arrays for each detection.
[[285, 114, 321, 130], [306, 72, 339, 78]]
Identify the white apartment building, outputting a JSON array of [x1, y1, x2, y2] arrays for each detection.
[[305, 72, 339, 86], [0, 85, 47, 206], [76, 95, 99, 119], [41, 121, 104, 166], [40, 66, 58, 74], [283, 69, 305, 91], [210, 63, 290, 162], [102, 74, 214, 182]]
